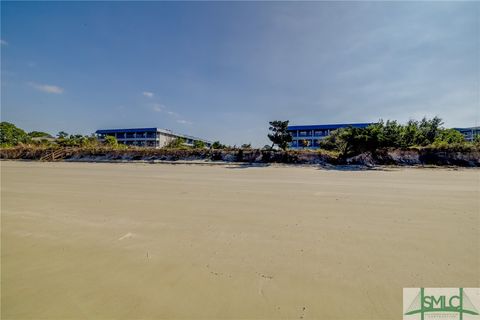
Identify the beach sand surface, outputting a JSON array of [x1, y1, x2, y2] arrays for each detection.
[[1, 161, 479, 319]]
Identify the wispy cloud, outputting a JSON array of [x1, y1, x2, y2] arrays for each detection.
[[0, 39, 7, 46], [142, 91, 154, 98], [177, 119, 192, 125], [28, 82, 64, 94], [148, 102, 185, 120], [167, 111, 179, 117], [150, 103, 164, 112]]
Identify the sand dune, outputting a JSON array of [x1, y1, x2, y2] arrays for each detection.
[[1, 161, 479, 319]]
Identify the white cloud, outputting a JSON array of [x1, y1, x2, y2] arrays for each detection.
[[28, 82, 64, 94], [167, 111, 179, 117], [0, 39, 8, 46], [148, 102, 181, 116], [142, 91, 154, 98], [150, 103, 164, 112], [147, 100, 185, 120]]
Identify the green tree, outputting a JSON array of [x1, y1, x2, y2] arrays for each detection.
[[241, 143, 252, 149], [83, 134, 101, 148], [28, 131, 53, 138], [0, 122, 29, 146], [434, 128, 465, 145], [104, 136, 118, 147], [474, 134, 480, 144], [268, 120, 292, 150], [165, 137, 186, 148], [321, 117, 456, 156], [193, 140, 206, 149], [211, 141, 225, 149], [320, 128, 351, 156], [321, 125, 388, 157], [414, 116, 443, 146], [56, 133, 90, 147], [379, 120, 402, 148], [400, 120, 419, 147], [57, 131, 69, 139]]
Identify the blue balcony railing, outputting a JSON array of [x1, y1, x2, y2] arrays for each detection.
[[298, 130, 312, 137]]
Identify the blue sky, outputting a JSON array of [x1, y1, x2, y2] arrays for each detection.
[[1, 1, 478, 146]]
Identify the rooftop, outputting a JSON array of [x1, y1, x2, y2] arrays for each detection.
[[287, 123, 374, 131], [453, 126, 480, 131]]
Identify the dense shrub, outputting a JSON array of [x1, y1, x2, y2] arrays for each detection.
[[104, 136, 119, 147], [0, 122, 30, 146], [321, 117, 475, 157], [28, 131, 53, 138], [165, 137, 189, 149], [193, 140, 206, 149]]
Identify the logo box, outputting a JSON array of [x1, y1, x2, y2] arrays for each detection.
[[404, 288, 480, 320]]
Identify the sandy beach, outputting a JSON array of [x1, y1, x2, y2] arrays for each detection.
[[1, 161, 479, 319]]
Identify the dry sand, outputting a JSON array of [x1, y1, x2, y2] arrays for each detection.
[[1, 161, 479, 319]]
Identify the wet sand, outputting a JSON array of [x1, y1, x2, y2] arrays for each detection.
[[1, 161, 479, 319]]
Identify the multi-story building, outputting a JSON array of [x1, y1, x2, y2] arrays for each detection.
[[453, 127, 480, 142], [287, 123, 373, 149], [95, 127, 211, 148]]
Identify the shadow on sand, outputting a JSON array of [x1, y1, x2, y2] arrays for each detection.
[[225, 162, 391, 171], [226, 163, 272, 169]]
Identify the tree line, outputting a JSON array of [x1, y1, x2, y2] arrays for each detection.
[[2, 118, 477, 155], [0, 122, 233, 149], [267, 117, 478, 156]]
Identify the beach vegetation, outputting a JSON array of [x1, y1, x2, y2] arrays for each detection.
[[268, 120, 292, 150], [57, 131, 69, 139], [193, 140, 206, 149], [211, 141, 226, 149], [1, 120, 478, 163], [57, 134, 88, 147], [28, 131, 53, 138], [165, 137, 187, 149], [0, 122, 30, 147], [320, 117, 475, 157], [104, 136, 119, 147]]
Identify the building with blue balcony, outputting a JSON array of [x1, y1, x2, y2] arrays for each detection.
[[95, 127, 211, 148], [287, 123, 373, 149], [453, 127, 480, 142]]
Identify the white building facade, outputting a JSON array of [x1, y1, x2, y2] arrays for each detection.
[[96, 127, 211, 148]]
